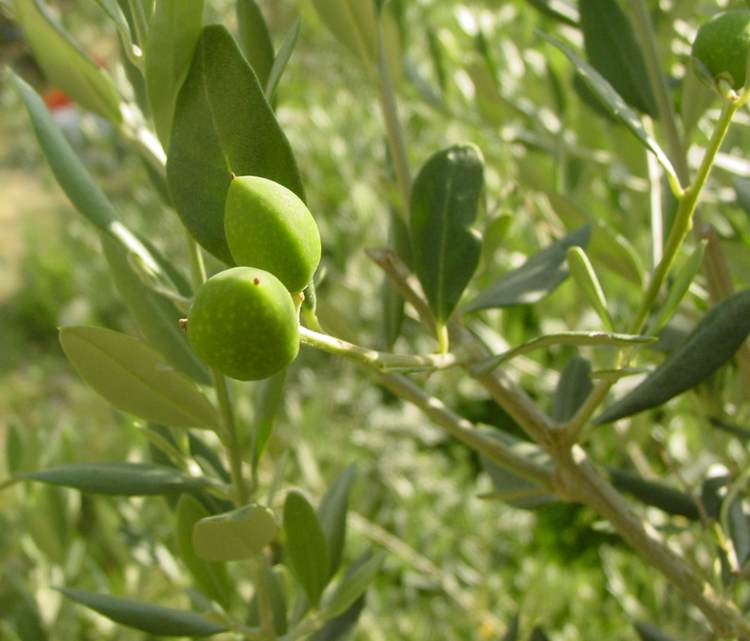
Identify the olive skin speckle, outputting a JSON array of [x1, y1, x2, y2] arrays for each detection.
[[187, 267, 299, 381]]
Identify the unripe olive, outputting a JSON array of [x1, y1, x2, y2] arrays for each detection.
[[692, 10, 750, 91], [225, 176, 321, 294], [187, 267, 299, 381]]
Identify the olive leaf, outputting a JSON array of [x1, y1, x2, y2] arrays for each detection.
[[410, 144, 484, 323], [545, 191, 644, 286], [12, 0, 122, 123], [480, 432, 556, 510], [175, 495, 233, 608], [634, 622, 680, 641], [608, 469, 700, 520], [192, 504, 278, 562], [552, 356, 593, 423], [566, 246, 613, 331], [167, 25, 305, 264], [58, 588, 226, 637], [265, 17, 302, 99], [252, 369, 288, 466], [321, 553, 383, 620], [144, 0, 204, 148], [525, 0, 578, 27], [100, 234, 209, 385], [236, 0, 275, 89], [648, 241, 706, 335], [596, 288, 750, 424], [472, 331, 654, 376], [59, 326, 219, 429], [318, 466, 358, 578], [247, 557, 288, 634], [19, 462, 207, 495], [283, 490, 331, 607], [579, 0, 658, 117], [11, 74, 160, 276], [542, 34, 680, 190], [310, 0, 378, 66], [464, 225, 591, 312]]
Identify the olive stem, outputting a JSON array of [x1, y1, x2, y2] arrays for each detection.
[[299, 325, 459, 372], [252, 556, 277, 641], [377, 14, 412, 222], [630, 97, 738, 335], [563, 97, 740, 443], [628, 0, 690, 184], [184, 233, 248, 506]]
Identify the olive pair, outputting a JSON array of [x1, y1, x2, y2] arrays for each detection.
[[187, 177, 321, 380]]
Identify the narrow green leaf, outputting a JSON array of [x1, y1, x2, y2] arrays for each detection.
[[318, 466, 357, 578], [247, 557, 288, 635], [543, 34, 680, 189], [144, 0, 204, 148], [167, 25, 305, 263], [189, 433, 231, 483], [596, 289, 750, 424], [552, 356, 593, 423], [6, 423, 24, 476], [12, 0, 122, 122], [236, 0, 274, 88], [192, 504, 278, 562], [566, 246, 613, 331], [283, 490, 331, 606], [526, 0, 578, 27], [608, 469, 700, 520], [634, 622, 680, 641], [100, 234, 209, 384], [426, 28, 447, 92], [464, 225, 591, 312], [649, 241, 706, 335], [473, 332, 653, 376], [480, 432, 555, 510], [410, 144, 484, 323], [59, 326, 219, 429], [728, 496, 750, 566], [11, 74, 160, 276], [253, 369, 288, 466], [4, 583, 47, 641], [579, 0, 658, 116], [19, 462, 205, 495], [310, 596, 366, 641], [321, 553, 383, 620], [175, 495, 233, 608], [501, 614, 520, 641], [546, 192, 644, 287], [310, 0, 378, 66], [481, 212, 513, 268], [529, 627, 551, 641], [58, 588, 226, 637], [265, 17, 301, 99], [93, 0, 133, 47]]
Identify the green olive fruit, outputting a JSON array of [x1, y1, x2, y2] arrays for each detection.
[[692, 10, 750, 91], [225, 176, 321, 293], [187, 267, 299, 381]]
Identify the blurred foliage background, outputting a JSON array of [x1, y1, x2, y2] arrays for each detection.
[[2, 0, 750, 639]]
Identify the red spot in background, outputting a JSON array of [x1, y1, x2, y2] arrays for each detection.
[[43, 88, 72, 110]]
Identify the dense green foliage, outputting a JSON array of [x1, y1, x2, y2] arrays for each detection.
[[2, 1, 750, 640]]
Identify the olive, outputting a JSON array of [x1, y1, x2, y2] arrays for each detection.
[[692, 10, 750, 91], [187, 267, 299, 381], [225, 176, 321, 293]]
